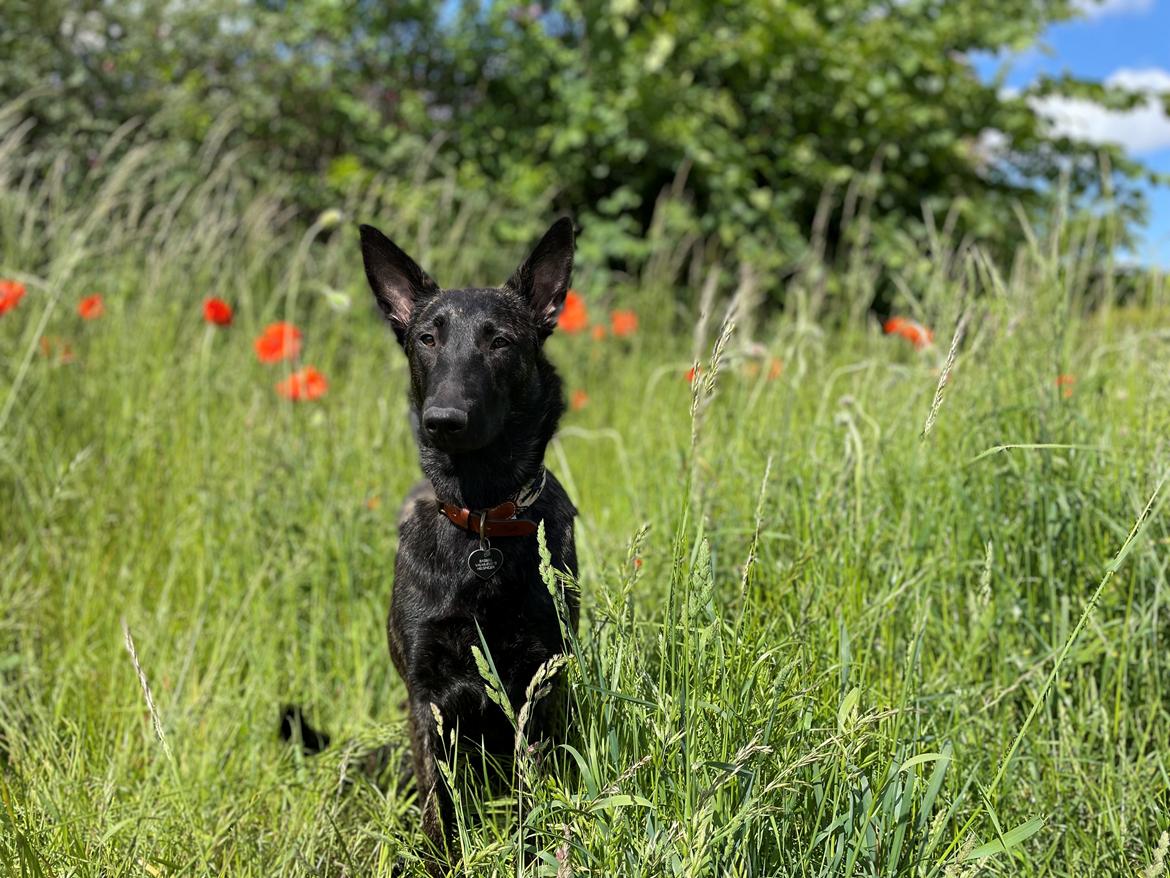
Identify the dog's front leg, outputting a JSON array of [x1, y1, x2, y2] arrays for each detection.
[[409, 698, 455, 874]]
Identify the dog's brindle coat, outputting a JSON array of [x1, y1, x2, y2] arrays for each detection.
[[359, 218, 580, 863]]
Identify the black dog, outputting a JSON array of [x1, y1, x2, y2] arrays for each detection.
[[359, 218, 580, 866]]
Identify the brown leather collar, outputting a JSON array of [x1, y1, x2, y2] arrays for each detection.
[[439, 500, 538, 537], [436, 468, 545, 538]]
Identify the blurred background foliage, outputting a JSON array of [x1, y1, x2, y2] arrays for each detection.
[[2, 0, 1166, 305]]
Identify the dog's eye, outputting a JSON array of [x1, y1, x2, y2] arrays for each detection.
[[419, 333, 436, 347], [491, 336, 511, 350]]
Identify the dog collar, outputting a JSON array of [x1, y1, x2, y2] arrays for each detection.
[[438, 468, 545, 538]]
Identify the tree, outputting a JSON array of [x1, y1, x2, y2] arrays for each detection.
[[435, 1, 1163, 276], [2, 0, 1165, 303]]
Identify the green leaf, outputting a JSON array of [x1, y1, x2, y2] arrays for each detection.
[[588, 795, 653, 812], [837, 686, 860, 732], [965, 817, 1046, 861]]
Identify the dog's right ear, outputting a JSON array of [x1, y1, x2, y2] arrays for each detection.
[[504, 217, 575, 338], [359, 224, 440, 342]]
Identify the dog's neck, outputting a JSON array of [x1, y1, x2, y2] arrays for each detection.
[[419, 428, 548, 511], [416, 366, 564, 511]]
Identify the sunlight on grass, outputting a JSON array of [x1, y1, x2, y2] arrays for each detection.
[[1, 123, 1169, 878]]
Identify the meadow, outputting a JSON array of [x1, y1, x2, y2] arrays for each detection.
[[2, 130, 1170, 878]]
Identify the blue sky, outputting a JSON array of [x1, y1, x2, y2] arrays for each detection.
[[972, 0, 1170, 265]]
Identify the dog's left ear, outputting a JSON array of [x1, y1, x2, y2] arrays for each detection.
[[360, 224, 440, 344], [505, 217, 575, 337]]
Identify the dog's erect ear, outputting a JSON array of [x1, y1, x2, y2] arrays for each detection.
[[505, 217, 575, 336], [359, 224, 439, 341]]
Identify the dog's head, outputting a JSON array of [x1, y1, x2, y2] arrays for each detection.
[[360, 218, 574, 454]]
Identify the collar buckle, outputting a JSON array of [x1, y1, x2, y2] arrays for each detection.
[[477, 510, 490, 550]]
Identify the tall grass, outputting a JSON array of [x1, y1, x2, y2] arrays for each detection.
[[1, 114, 1169, 877]]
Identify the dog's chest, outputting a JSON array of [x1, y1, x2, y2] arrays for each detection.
[[389, 493, 575, 740], [401, 585, 562, 728]]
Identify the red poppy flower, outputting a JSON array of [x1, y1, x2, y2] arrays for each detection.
[[254, 322, 302, 363], [203, 297, 233, 326], [276, 366, 328, 401], [570, 389, 589, 410], [78, 294, 104, 320], [883, 316, 933, 349], [610, 309, 638, 337], [38, 335, 76, 364], [686, 365, 701, 383], [558, 290, 588, 333], [591, 325, 606, 342], [0, 280, 26, 315], [1056, 374, 1076, 399], [768, 357, 783, 380]]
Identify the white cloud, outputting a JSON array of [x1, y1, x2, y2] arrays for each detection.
[[1108, 68, 1170, 92], [1076, 0, 1154, 19], [1031, 67, 1170, 155]]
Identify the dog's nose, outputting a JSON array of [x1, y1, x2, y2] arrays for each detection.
[[422, 406, 468, 437]]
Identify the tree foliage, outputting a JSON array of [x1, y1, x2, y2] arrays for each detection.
[[1, 0, 1164, 297]]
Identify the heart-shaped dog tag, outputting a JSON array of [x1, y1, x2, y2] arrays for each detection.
[[468, 547, 503, 580]]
